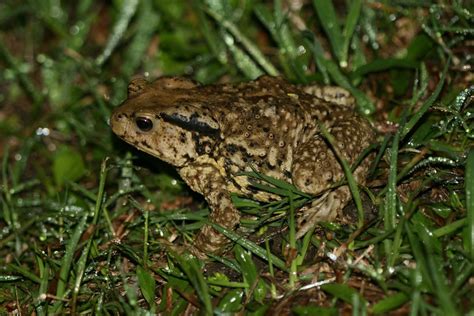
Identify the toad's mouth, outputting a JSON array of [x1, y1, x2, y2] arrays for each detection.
[[112, 131, 163, 162]]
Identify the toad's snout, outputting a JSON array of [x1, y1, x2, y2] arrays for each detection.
[[110, 111, 129, 136]]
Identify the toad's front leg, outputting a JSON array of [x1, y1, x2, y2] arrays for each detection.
[[179, 160, 240, 254]]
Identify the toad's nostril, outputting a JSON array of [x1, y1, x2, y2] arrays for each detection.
[[113, 113, 125, 121]]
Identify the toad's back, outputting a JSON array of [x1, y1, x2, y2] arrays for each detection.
[[191, 77, 374, 197]]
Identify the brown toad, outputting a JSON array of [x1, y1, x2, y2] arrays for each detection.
[[110, 76, 375, 253]]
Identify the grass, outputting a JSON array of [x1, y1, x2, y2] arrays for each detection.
[[1, 0, 473, 314]]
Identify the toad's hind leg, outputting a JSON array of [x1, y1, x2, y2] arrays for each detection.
[[302, 85, 355, 108], [292, 115, 375, 238]]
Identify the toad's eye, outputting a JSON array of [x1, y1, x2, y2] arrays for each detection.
[[135, 117, 153, 132]]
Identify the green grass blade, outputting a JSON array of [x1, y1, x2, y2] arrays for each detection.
[[405, 222, 434, 291], [217, 289, 244, 312], [1, 145, 13, 229], [288, 193, 297, 289], [416, 227, 459, 315], [120, 0, 159, 78], [7, 263, 42, 283], [318, 123, 365, 228], [240, 171, 311, 197], [0, 41, 43, 107], [402, 58, 450, 139], [321, 283, 366, 305], [384, 128, 400, 261], [265, 240, 277, 298], [254, 2, 306, 81], [71, 159, 108, 313], [433, 218, 466, 238], [234, 245, 267, 303], [196, 5, 228, 66], [71, 241, 94, 314], [341, 0, 362, 67], [318, 57, 375, 114], [210, 222, 287, 271], [238, 171, 312, 207], [205, 6, 279, 76], [222, 31, 264, 79], [303, 33, 331, 84], [95, 0, 139, 66], [137, 265, 156, 309], [246, 182, 299, 198], [54, 212, 88, 302], [450, 260, 473, 297], [387, 203, 407, 269], [369, 134, 390, 177], [312, 0, 344, 64], [466, 149, 474, 261], [253, 4, 278, 44], [35, 254, 49, 316], [171, 252, 213, 314], [371, 292, 409, 314], [352, 58, 419, 77]]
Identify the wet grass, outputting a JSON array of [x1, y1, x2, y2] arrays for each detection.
[[1, 0, 473, 314]]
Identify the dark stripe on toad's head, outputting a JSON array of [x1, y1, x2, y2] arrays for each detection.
[[161, 113, 219, 137]]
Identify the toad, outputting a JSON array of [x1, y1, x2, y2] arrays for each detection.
[[110, 76, 375, 253]]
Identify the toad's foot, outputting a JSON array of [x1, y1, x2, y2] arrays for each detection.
[[295, 186, 350, 239]]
